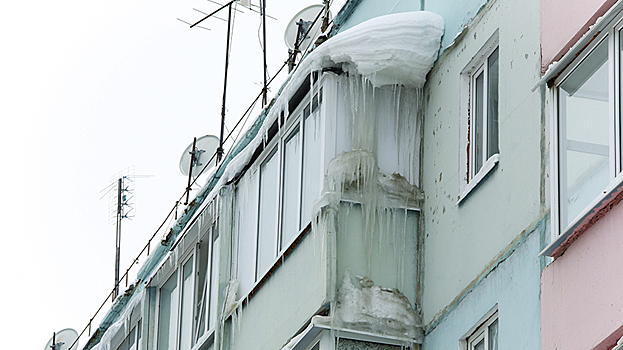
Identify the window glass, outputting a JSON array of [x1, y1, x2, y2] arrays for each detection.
[[474, 339, 485, 350], [257, 149, 279, 278], [559, 38, 610, 228], [234, 172, 259, 297], [135, 321, 141, 350], [158, 271, 179, 350], [488, 319, 498, 350], [208, 234, 220, 328], [194, 237, 209, 342], [281, 127, 301, 249], [301, 103, 322, 228], [474, 71, 485, 175], [487, 48, 499, 157], [179, 259, 194, 350]]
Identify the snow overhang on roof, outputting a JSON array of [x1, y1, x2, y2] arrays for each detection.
[[302, 11, 444, 88], [533, 0, 623, 91]]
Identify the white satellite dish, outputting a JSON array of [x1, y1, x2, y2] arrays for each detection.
[[284, 4, 331, 52], [179, 135, 220, 177], [44, 329, 79, 350]]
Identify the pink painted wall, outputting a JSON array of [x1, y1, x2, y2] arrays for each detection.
[[540, 0, 616, 72], [541, 201, 623, 350]]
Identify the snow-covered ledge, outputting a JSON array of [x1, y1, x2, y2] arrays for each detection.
[[280, 316, 420, 350], [298, 11, 445, 88]]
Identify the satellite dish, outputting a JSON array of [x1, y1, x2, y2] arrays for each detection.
[[179, 135, 220, 177], [44, 329, 79, 350], [284, 5, 331, 52]]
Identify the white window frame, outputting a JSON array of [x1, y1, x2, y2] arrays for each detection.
[[192, 223, 218, 349], [115, 321, 142, 350], [154, 252, 194, 350], [550, 13, 623, 241], [459, 30, 500, 204], [152, 216, 219, 350], [460, 307, 498, 350], [233, 77, 324, 298]]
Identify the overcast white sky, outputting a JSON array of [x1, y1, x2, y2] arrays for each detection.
[[0, 0, 344, 348]]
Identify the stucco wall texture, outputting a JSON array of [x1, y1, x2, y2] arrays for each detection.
[[540, 0, 616, 71], [541, 201, 623, 350]]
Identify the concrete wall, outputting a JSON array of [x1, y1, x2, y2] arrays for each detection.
[[336, 204, 419, 307], [338, 0, 494, 52], [421, 0, 543, 326], [227, 230, 329, 350], [540, 0, 616, 71], [423, 0, 489, 50], [541, 201, 623, 350], [424, 228, 542, 350], [338, 0, 421, 34]]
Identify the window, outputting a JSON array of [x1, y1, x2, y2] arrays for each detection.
[[462, 310, 498, 350], [193, 223, 219, 346], [459, 31, 500, 201], [155, 216, 219, 350], [470, 46, 499, 178], [557, 38, 610, 231], [468, 316, 498, 350], [552, 13, 623, 236], [233, 82, 323, 297], [116, 321, 142, 350]]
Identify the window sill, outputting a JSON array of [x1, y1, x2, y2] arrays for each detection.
[[191, 328, 215, 350], [540, 171, 623, 257], [457, 154, 500, 205]]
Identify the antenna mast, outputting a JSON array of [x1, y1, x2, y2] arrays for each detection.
[[114, 177, 123, 299], [261, 0, 268, 106], [104, 167, 136, 300]]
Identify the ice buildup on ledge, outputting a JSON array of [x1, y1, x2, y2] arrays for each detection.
[[332, 269, 422, 340], [302, 11, 444, 88]]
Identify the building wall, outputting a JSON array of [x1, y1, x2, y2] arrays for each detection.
[[421, 0, 543, 326], [423, 0, 489, 50], [226, 229, 329, 350], [424, 227, 542, 350], [540, 0, 616, 71], [338, 0, 495, 52], [541, 201, 623, 350], [338, 0, 421, 34]]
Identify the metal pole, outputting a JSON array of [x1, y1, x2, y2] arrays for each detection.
[[262, 0, 267, 106], [114, 177, 122, 300], [217, 3, 233, 163], [185, 138, 197, 205]]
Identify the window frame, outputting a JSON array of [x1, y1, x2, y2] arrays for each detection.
[[115, 321, 142, 350], [550, 14, 623, 242], [460, 307, 499, 350], [459, 31, 500, 204], [152, 217, 219, 350], [233, 77, 324, 299]]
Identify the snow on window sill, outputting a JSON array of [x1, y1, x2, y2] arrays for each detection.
[[457, 154, 500, 205]]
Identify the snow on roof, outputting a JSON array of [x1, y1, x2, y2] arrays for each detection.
[[302, 11, 444, 88]]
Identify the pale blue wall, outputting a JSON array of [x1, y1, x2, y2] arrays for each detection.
[[337, 0, 422, 33], [423, 0, 488, 49], [337, 0, 491, 51], [423, 228, 542, 350]]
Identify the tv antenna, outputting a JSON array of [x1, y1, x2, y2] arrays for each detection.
[[101, 166, 152, 299], [179, 135, 219, 205], [284, 4, 331, 72], [44, 329, 79, 350], [180, 0, 276, 165]]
